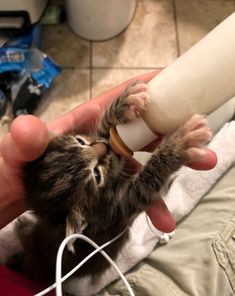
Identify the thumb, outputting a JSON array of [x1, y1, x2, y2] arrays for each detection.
[[0, 115, 49, 168]]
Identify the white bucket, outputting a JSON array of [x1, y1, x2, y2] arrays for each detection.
[[65, 0, 137, 41]]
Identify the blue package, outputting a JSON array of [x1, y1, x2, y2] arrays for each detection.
[[0, 89, 7, 117], [0, 47, 28, 74], [0, 47, 61, 88], [5, 25, 43, 49], [32, 55, 61, 89], [0, 46, 61, 117]]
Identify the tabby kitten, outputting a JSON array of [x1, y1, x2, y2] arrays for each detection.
[[7, 81, 211, 284]]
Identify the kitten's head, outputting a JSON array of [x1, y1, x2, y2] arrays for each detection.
[[24, 134, 123, 236]]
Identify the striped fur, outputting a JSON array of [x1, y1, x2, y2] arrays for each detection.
[[7, 81, 211, 284]]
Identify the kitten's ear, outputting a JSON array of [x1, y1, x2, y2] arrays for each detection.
[[66, 213, 87, 253]]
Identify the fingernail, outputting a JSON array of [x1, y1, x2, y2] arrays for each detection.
[[199, 149, 208, 158]]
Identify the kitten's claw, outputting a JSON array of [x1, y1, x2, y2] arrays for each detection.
[[182, 114, 212, 146], [168, 114, 213, 163], [123, 81, 150, 121]]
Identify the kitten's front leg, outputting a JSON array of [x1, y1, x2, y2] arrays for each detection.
[[98, 81, 150, 137], [127, 114, 212, 214]]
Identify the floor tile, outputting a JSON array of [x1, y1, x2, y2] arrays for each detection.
[[42, 23, 90, 68], [36, 69, 90, 123], [92, 0, 177, 68], [0, 107, 12, 140], [91, 68, 155, 98], [176, 0, 235, 54]]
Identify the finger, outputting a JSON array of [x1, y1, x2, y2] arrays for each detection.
[[187, 148, 217, 170], [48, 70, 161, 135], [146, 197, 176, 233], [95, 70, 161, 108], [47, 100, 102, 135], [0, 133, 23, 168], [124, 157, 142, 173], [0, 115, 49, 168], [141, 137, 217, 171]]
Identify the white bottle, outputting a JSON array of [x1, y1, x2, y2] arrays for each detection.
[[109, 13, 235, 158]]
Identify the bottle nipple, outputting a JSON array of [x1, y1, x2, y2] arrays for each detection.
[[109, 127, 133, 159]]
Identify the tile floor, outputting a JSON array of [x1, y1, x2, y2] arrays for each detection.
[[1, 0, 235, 135]]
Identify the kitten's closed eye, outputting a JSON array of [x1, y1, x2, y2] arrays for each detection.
[[76, 136, 87, 146]]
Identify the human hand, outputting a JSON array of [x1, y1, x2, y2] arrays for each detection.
[[0, 70, 217, 230]]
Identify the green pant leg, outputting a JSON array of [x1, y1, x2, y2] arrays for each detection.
[[100, 164, 235, 296]]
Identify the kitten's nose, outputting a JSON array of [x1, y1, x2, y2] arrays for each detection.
[[92, 142, 110, 158]]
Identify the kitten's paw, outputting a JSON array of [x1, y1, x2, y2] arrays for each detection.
[[122, 81, 150, 121], [181, 114, 212, 145], [170, 114, 212, 162], [167, 114, 212, 162]]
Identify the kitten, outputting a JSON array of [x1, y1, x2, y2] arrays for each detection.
[[7, 81, 211, 284]]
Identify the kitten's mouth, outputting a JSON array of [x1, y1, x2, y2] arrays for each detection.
[[92, 142, 110, 158]]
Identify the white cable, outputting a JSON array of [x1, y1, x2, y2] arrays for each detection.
[[35, 229, 135, 296], [56, 233, 134, 296], [145, 213, 175, 244], [35, 235, 122, 296], [35, 231, 125, 296]]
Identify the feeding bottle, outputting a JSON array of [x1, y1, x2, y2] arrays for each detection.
[[109, 13, 235, 158]]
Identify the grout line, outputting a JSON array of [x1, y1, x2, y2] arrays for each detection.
[[61, 66, 165, 70], [90, 66, 165, 70], [173, 0, 180, 57], [89, 41, 93, 99]]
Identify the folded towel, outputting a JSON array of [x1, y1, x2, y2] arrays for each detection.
[[165, 120, 235, 221]]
